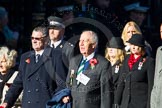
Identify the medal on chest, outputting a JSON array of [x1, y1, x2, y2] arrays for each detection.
[[115, 65, 119, 73], [138, 58, 146, 70]]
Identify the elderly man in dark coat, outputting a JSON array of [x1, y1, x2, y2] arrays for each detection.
[[0, 26, 67, 108], [64, 30, 112, 108]]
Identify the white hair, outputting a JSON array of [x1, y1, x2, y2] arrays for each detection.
[[0, 46, 17, 69]]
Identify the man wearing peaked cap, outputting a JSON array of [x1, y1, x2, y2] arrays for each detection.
[[48, 16, 65, 29], [56, 5, 74, 13], [47, 16, 74, 68], [124, 2, 149, 13], [124, 2, 149, 26]]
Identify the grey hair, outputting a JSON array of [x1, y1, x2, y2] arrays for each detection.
[[33, 26, 48, 37], [82, 30, 98, 46], [0, 46, 17, 69]]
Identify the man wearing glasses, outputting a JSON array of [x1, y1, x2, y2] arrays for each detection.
[[0, 26, 67, 108]]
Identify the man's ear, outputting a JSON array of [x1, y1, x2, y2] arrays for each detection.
[[92, 42, 97, 49]]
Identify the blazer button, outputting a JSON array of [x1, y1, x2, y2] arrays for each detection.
[[36, 78, 39, 81], [35, 89, 39, 92], [27, 90, 31, 93], [28, 79, 31, 81], [28, 101, 31, 104]]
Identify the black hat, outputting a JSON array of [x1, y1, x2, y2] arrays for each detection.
[[127, 34, 145, 47], [48, 16, 65, 28], [106, 37, 124, 49]]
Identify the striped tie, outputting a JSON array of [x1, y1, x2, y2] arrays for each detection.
[[77, 59, 87, 84]]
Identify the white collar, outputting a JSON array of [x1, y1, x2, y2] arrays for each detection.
[[83, 52, 95, 61], [35, 50, 44, 56], [50, 40, 62, 48]]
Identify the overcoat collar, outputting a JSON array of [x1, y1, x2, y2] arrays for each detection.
[[27, 47, 52, 78]]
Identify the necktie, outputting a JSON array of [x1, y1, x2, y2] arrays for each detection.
[[35, 54, 40, 63], [52, 44, 55, 48], [77, 59, 87, 84]]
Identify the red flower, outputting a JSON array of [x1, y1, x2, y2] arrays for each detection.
[[89, 58, 98, 69], [25, 58, 30, 64]]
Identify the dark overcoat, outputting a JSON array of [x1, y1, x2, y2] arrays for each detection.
[[4, 47, 67, 108], [66, 54, 112, 108], [115, 54, 155, 108]]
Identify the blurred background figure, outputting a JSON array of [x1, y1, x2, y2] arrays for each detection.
[[55, 5, 77, 42], [0, 46, 18, 104], [160, 23, 162, 41], [124, 2, 149, 27], [151, 23, 162, 108], [105, 37, 125, 107], [121, 21, 152, 57], [123, 2, 159, 57], [0, 6, 19, 49], [115, 34, 155, 108]]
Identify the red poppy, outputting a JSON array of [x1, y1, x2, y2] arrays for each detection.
[[25, 58, 30, 64], [89, 58, 98, 69]]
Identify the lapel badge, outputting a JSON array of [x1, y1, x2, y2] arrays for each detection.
[[60, 45, 63, 48], [138, 58, 146, 70], [89, 58, 98, 69], [70, 69, 75, 86], [115, 65, 119, 73], [25, 58, 30, 64], [138, 62, 143, 70]]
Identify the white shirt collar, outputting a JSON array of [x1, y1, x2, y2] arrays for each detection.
[[35, 50, 44, 56], [50, 40, 62, 48], [83, 52, 95, 61]]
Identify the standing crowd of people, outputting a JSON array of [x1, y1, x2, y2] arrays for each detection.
[[0, 1, 162, 108]]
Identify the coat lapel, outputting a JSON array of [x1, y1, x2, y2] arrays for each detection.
[[73, 55, 82, 86], [27, 47, 52, 78]]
